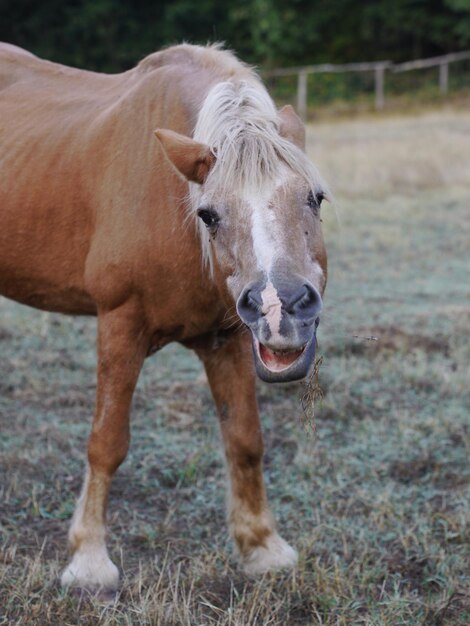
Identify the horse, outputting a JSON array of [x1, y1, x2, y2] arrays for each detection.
[[0, 42, 328, 592]]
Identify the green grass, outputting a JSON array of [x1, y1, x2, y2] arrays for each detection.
[[1, 113, 470, 624]]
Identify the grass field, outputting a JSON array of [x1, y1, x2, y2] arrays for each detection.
[[1, 110, 470, 625]]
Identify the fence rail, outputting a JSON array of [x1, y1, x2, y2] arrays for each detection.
[[263, 51, 470, 118]]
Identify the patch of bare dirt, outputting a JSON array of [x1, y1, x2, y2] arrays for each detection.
[[389, 455, 470, 489], [328, 326, 450, 357], [0, 327, 13, 341], [389, 455, 438, 484], [383, 548, 431, 592]]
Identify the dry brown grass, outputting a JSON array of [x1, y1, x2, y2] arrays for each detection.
[[309, 109, 470, 198]]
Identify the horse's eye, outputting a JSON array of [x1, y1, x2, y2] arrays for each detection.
[[197, 207, 220, 229], [307, 190, 323, 214]]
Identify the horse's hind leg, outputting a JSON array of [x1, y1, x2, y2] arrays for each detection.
[[195, 332, 298, 575], [61, 302, 148, 592]]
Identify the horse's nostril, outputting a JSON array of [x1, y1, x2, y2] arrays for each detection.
[[286, 284, 322, 319], [294, 286, 311, 309], [240, 289, 261, 312], [247, 291, 261, 310], [237, 287, 262, 325]]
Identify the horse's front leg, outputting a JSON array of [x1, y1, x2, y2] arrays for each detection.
[[196, 331, 298, 575], [61, 302, 148, 592]]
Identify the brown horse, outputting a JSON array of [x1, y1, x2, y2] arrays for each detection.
[[0, 42, 328, 591]]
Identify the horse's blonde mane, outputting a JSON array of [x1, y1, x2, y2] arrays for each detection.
[[192, 79, 324, 199]]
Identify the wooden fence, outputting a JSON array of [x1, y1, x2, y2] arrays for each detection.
[[264, 51, 470, 119]]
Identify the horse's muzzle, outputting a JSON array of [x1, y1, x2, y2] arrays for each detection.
[[237, 278, 322, 383]]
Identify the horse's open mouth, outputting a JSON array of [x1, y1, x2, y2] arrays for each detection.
[[258, 343, 306, 373], [251, 333, 317, 383]]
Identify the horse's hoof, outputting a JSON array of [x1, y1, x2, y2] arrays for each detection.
[[242, 532, 298, 575], [61, 548, 120, 593]]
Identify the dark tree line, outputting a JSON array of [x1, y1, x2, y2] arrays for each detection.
[[1, 0, 469, 72]]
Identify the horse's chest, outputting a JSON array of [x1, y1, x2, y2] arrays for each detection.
[[142, 276, 229, 352]]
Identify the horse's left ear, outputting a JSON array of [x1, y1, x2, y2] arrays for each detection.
[[278, 105, 306, 151], [154, 129, 215, 184]]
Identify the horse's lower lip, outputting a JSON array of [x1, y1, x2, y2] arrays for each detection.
[[257, 342, 306, 373], [250, 331, 317, 383]]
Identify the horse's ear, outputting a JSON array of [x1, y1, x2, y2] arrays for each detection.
[[278, 105, 306, 150], [154, 129, 215, 184]]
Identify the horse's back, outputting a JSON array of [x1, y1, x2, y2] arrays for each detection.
[[0, 42, 38, 67], [0, 42, 39, 90], [0, 42, 250, 117], [0, 42, 39, 57]]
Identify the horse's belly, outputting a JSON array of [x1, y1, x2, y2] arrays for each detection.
[[0, 272, 96, 314], [0, 201, 94, 315], [0, 130, 95, 314]]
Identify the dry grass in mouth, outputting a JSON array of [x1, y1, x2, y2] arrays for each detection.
[[300, 356, 324, 435]]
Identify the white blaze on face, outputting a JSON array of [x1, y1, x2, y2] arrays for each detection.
[[249, 194, 278, 273], [247, 168, 290, 275], [248, 190, 285, 342], [260, 281, 283, 341]]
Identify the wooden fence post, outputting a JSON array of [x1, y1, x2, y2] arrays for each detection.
[[375, 65, 385, 110], [439, 61, 449, 95], [297, 70, 308, 121]]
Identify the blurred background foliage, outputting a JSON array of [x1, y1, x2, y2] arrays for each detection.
[[1, 0, 470, 72]]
